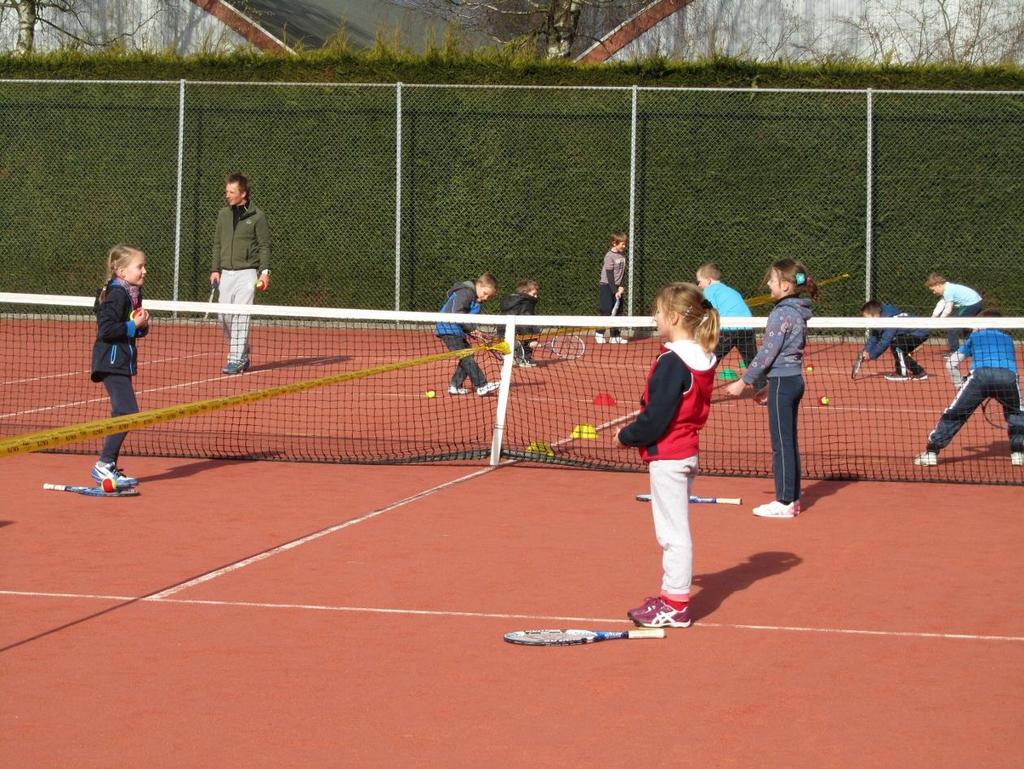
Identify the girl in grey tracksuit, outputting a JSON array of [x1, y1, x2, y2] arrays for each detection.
[[724, 259, 816, 518]]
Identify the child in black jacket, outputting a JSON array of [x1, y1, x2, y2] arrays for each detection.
[[90, 244, 150, 488], [500, 279, 540, 367]]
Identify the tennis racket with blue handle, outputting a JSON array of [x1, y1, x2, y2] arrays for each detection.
[[43, 483, 139, 498], [635, 493, 741, 505]]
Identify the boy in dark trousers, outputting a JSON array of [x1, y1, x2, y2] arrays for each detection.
[[500, 279, 540, 367], [435, 273, 499, 396], [860, 300, 931, 381], [915, 310, 1024, 467]]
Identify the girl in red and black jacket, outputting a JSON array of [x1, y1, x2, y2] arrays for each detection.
[[616, 283, 719, 629], [90, 244, 150, 489]]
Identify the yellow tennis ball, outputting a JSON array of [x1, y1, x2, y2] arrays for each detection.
[[819, 395, 830, 406], [425, 390, 436, 399], [805, 365, 814, 373]]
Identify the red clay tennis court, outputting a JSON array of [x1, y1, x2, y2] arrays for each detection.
[[2, 302, 1022, 766], [2, 449, 1022, 768]]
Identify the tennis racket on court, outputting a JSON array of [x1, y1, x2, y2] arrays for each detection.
[[43, 483, 139, 498], [851, 355, 863, 380], [504, 628, 665, 646], [635, 493, 742, 505], [516, 334, 586, 363]]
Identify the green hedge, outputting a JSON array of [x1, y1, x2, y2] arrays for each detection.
[[1, 48, 1022, 89], [1, 52, 1021, 317]]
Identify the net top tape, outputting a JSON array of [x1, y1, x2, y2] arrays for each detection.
[[3, 292, 1022, 332]]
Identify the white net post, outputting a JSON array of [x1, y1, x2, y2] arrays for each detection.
[[489, 317, 518, 465]]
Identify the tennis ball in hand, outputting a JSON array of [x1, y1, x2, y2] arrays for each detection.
[[101, 478, 117, 493], [425, 390, 436, 399], [256, 277, 268, 291], [819, 395, 830, 406]]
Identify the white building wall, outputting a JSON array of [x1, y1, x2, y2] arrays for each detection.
[[0, 0, 247, 54], [611, 0, 1023, 65]]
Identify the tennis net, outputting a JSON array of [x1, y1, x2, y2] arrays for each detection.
[[1, 292, 1022, 485]]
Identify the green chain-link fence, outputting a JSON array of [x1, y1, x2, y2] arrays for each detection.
[[1, 80, 1021, 317]]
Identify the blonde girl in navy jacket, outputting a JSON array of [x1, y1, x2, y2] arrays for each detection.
[[90, 245, 150, 488]]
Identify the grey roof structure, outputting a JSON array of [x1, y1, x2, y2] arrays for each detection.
[[229, 0, 495, 52]]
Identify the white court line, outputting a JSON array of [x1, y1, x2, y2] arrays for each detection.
[[0, 362, 325, 420], [2, 589, 1022, 643], [0, 354, 432, 420], [0, 394, 110, 419], [147, 464, 500, 599], [0, 352, 216, 388]]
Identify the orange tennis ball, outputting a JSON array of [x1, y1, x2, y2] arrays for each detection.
[[819, 395, 830, 406], [102, 478, 117, 493]]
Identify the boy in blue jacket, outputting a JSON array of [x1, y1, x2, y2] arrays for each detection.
[[860, 300, 930, 381], [435, 273, 499, 396], [915, 310, 1023, 467]]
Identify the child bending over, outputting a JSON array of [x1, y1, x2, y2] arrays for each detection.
[[915, 310, 1024, 467], [860, 300, 930, 381], [924, 272, 983, 353], [500, 279, 540, 367], [435, 273, 500, 397]]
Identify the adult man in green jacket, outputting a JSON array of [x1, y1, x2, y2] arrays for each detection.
[[210, 172, 273, 375]]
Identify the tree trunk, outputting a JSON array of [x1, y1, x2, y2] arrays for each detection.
[[545, 0, 581, 58], [16, 0, 37, 55]]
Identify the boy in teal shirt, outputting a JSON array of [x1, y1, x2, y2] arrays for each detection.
[[696, 262, 756, 368], [925, 272, 983, 352]]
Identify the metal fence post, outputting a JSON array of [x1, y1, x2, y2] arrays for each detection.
[[172, 78, 186, 302], [627, 84, 638, 316], [394, 81, 403, 312], [865, 87, 874, 303]]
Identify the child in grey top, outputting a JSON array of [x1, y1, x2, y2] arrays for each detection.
[[725, 259, 816, 519]]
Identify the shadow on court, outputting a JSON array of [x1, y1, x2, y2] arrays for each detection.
[[691, 551, 802, 620], [937, 443, 1016, 464], [798, 479, 857, 511], [141, 459, 241, 483], [248, 354, 350, 372]]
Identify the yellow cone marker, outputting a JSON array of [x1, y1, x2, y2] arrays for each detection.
[[526, 440, 555, 456]]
